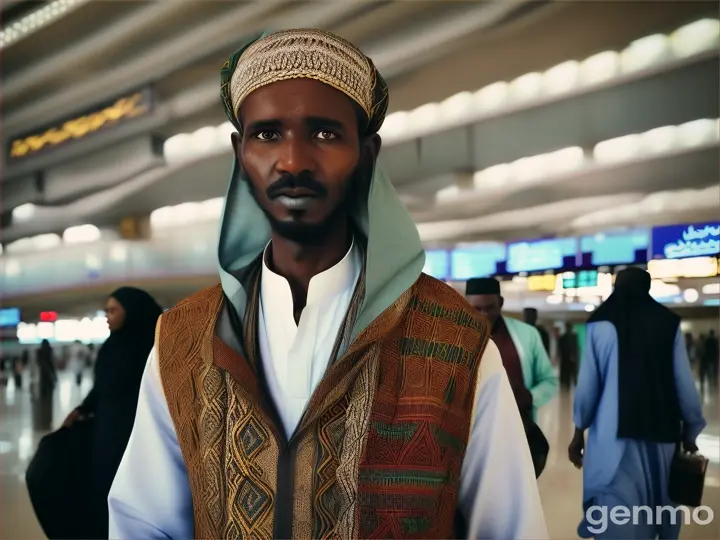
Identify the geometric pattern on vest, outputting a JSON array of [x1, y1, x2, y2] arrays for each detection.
[[157, 274, 490, 539]]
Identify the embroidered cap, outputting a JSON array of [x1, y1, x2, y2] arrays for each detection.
[[220, 29, 389, 135]]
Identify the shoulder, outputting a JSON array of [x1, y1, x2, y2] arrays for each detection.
[[586, 320, 616, 338], [159, 284, 223, 327], [411, 274, 491, 336], [155, 285, 223, 369], [504, 316, 534, 335]]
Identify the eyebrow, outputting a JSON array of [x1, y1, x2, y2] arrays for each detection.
[[245, 116, 348, 133]]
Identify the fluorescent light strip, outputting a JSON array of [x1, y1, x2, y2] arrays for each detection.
[[379, 18, 719, 143], [0, 0, 90, 50], [161, 18, 719, 166], [150, 198, 225, 231], [572, 184, 719, 230], [434, 118, 719, 204]]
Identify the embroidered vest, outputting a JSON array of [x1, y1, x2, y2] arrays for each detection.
[[157, 274, 490, 539]]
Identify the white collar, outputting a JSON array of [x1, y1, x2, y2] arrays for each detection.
[[261, 238, 360, 308]]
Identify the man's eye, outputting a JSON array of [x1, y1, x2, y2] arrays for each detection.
[[255, 131, 278, 141], [315, 130, 337, 140]]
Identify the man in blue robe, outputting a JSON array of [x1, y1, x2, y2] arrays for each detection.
[[569, 268, 706, 539]]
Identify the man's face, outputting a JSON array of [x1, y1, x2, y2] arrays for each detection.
[[467, 294, 503, 325], [233, 78, 376, 244]]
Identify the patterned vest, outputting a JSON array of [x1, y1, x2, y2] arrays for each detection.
[[157, 274, 490, 539]]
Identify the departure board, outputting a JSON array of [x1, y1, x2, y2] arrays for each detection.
[[423, 250, 450, 280], [0, 308, 20, 327], [506, 237, 577, 273], [580, 230, 649, 266], [562, 270, 599, 289], [450, 244, 506, 280]]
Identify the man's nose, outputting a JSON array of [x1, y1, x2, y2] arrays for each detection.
[[276, 136, 315, 177]]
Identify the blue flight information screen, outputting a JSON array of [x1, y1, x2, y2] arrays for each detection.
[[580, 230, 649, 265], [506, 237, 577, 273], [651, 222, 720, 260], [0, 308, 21, 327], [423, 250, 450, 280], [450, 244, 506, 280]]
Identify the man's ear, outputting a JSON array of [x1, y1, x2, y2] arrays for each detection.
[[499, 296, 505, 309], [231, 131, 242, 153], [363, 133, 382, 161]]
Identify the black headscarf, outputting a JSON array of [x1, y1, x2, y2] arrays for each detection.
[[588, 268, 681, 442], [80, 287, 162, 410], [109, 287, 162, 342]]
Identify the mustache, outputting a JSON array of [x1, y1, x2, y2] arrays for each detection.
[[266, 172, 328, 199]]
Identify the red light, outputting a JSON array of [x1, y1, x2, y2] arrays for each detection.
[[39, 311, 58, 323]]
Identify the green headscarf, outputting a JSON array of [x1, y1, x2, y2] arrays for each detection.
[[217, 31, 424, 341]]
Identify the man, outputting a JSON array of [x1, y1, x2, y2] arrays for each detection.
[[700, 329, 718, 392], [466, 278, 558, 421], [569, 268, 706, 539], [108, 29, 546, 539], [558, 322, 580, 390], [523, 307, 551, 355]]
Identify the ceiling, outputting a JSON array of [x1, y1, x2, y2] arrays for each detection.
[[1, 1, 718, 249], [3, 0, 552, 137]]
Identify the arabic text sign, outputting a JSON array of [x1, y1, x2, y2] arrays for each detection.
[[652, 222, 720, 260], [7, 88, 153, 162]]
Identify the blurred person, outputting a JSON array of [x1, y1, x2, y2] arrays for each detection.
[[699, 329, 718, 392], [466, 278, 558, 421], [0, 355, 8, 386], [569, 268, 706, 539], [684, 332, 697, 372], [36, 340, 57, 430], [559, 322, 580, 390], [63, 287, 162, 539], [108, 29, 547, 540], [13, 355, 24, 389], [523, 307, 551, 354], [67, 339, 88, 386], [58, 345, 69, 370], [86, 343, 95, 366], [21, 348, 30, 367]]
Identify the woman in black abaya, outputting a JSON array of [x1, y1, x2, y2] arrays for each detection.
[[65, 287, 162, 538]]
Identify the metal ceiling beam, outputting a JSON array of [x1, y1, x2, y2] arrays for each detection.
[[4, 0, 369, 135], [366, 0, 530, 79], [5, 51, 716, 184], [3, 0, 193, 102]]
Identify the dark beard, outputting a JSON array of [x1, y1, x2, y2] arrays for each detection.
[[244, 163, 367, 246], [261, 200, 349, 246]]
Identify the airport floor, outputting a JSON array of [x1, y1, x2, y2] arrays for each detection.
[[1, 371, 718, 539]]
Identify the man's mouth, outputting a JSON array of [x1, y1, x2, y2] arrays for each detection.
[[271, 187, 321, 210], [276, 194, 315, 210], [273, 187, 319, 198]]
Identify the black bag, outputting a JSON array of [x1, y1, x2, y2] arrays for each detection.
[[521, 412, 550, 478], [26, 419, 96, 539], [669, 443, 709, 507]]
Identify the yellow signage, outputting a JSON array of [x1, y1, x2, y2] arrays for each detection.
[[527, 274, 557, 292], [8, 90, 152, 161]]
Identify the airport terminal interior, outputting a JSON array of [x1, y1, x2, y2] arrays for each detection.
[[1, 1, 719, 538]]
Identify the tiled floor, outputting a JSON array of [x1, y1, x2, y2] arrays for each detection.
[[1, 372, 718, 539]]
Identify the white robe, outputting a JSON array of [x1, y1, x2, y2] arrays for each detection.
[[108, 242, 548, 539]]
